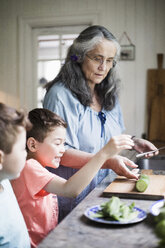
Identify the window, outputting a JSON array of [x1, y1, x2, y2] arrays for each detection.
[[37, 25, 89, 107]]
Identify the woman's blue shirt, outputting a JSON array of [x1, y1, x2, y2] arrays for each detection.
[[43, 82, 125, 220]]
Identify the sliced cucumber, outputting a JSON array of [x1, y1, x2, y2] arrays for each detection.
[[136, 174, 150, 192]]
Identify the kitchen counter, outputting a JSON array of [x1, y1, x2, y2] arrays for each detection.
[[38, 171, 164, 248]]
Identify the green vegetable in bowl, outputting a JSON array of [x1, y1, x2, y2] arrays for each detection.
[[93, 196, 139, 222], [101, 195, 121, 218], [136, 174, 150, 192], [153, 201, 165, 247], [155, 219, 165, 239], [158, 239, 165, 248], [155, 206, 165, 223]]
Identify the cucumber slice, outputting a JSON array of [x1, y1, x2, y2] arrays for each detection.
[[140, 174, 150, 180], [136, 174, 150, 192]]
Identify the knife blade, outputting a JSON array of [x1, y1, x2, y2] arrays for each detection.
[[136, 146, 165, 158]]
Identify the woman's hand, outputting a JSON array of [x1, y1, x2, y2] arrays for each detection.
[[133, 138, 159, 158], [105, 155, 139, 180]]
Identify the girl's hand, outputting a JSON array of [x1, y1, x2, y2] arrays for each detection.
[[105, 134, 135, 157]]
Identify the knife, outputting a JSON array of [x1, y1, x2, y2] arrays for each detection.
[[136, 146, 165, 158]]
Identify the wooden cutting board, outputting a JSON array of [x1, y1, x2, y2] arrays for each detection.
[[103, 170, 165, 200], [147, 54, 165, 141]]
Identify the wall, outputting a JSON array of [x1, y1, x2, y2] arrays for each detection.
[[0, 0, 165, 137]]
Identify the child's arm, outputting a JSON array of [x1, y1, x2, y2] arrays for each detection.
[[44, 134, 134, 198]]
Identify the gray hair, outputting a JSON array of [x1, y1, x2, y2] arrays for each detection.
[[66, 26, 120, 62], [46, 25, 121, 110]]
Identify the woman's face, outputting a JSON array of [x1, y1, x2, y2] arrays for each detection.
[[81, 38, 117, 90]]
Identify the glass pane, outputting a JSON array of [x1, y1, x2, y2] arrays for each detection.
[[38, 60, 61, 82], [37, 86, 46, 108], [62, 34, 78, 39], [37, 60, 61, 107], [38, 35, 59, 40], [38, 35, 60, 60], [61, 34, 79, 59]]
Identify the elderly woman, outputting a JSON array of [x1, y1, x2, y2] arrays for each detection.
[[43, 25, 157, 221]]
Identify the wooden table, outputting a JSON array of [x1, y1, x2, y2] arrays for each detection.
[[38, 171, 164, 248]]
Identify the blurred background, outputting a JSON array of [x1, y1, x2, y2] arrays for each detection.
[[0, 0, 165, 147]]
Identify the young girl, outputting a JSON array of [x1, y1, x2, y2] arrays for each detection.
[[11, 108, 135, 247]]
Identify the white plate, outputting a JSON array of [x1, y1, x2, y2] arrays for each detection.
[[150, 199, 165, 216], [84, 205, 147, 225]]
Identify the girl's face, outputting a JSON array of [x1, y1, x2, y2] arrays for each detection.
[[34, 126, 66, 168], [2, 127, 27, 180], [81, 38, 117, 90]]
